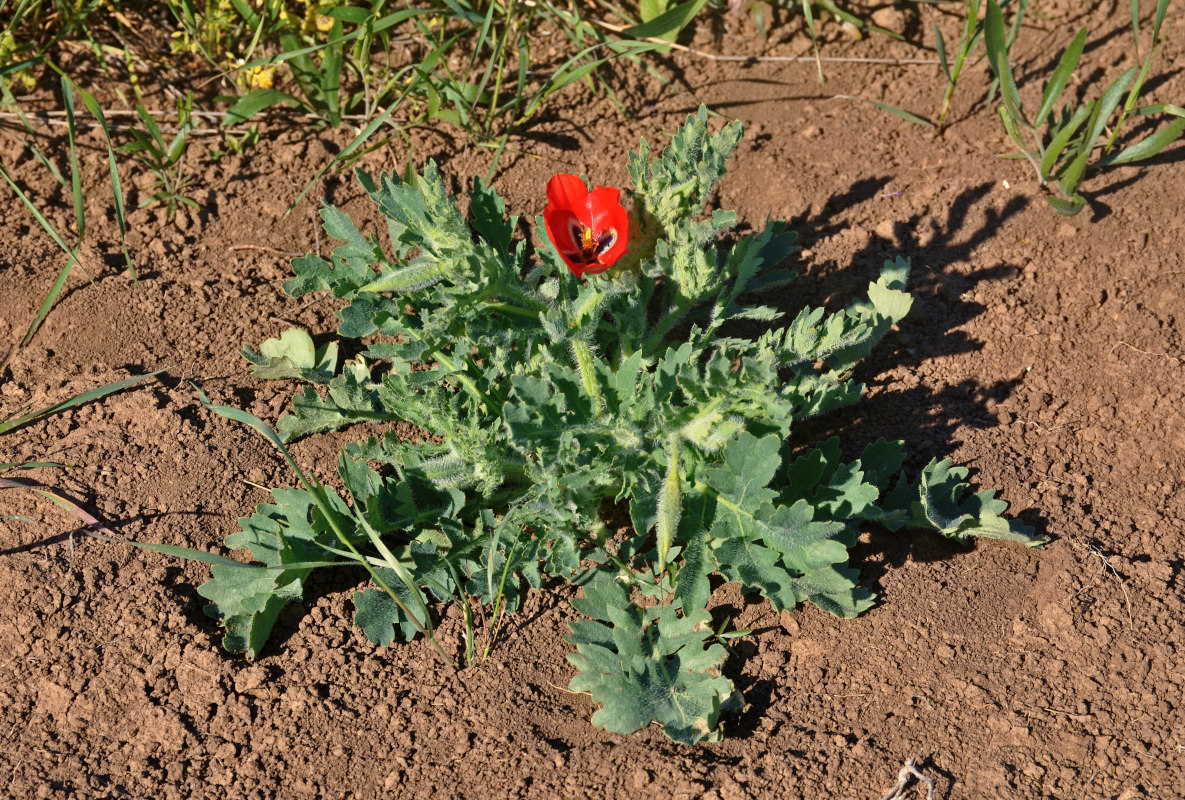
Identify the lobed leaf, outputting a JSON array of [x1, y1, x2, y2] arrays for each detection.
[[567, 573, 736, 745], [197, 488, 351, 659], [867, 459, 1048, 546]]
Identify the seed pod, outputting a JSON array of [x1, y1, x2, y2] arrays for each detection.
[[570, 338, 603, 419], [656, 434, 682, 572], [359, 257, 450, 294], [415, 454, 471, 488]]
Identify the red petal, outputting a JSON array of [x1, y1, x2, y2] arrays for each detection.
[[586, 186, 622, 230], [546, 174, 592, 222], [543, 206, 585, 276], [544, 207, 580, 251], [588, 186, 629, 267], [598, 225, 629, 267]]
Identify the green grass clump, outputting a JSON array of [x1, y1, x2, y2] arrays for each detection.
[[984, 0, 1185, 214]]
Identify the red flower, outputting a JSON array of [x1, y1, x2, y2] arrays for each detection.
[[543, 173, 629, 277]]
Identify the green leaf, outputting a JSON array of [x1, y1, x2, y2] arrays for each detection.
[[984, 0, 1027, 127], [704, 433, 869, 617], [825, 257, 912, 373], [277, 370, 390, 441], [872, 459, 1048, 546], [353, 567, 426, 645], [622, 0, 707, 42], [1034, 26, 1087, 128], [702, 431, 781, 508], [197, 487, 351, 659], [1099, 117, 1185, 166], [503, 367, 597, 466], [358, 164, 472, 265], [628, 105, 743, 236], [468, 177, 515, 255], [243, 328, 339, 382], [857, 439, 906, 491], [673, 492, 714, 614], [567, 573, 735, 744], [1046, 193, 1086, 216]]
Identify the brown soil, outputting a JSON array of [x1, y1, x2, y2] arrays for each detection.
[[2, 5, 1184, 799]]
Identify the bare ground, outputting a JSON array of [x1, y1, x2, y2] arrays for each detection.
[[1, 4, 1184, 798]]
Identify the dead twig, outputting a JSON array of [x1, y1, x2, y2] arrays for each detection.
[[1109, 340, 1182, 365], [588, 18, 940, 65], [1017, 702, 1092, 722], [879, 756, 935, 800], [1086, 545, 1135, 631], [230, 244, 304, 257]]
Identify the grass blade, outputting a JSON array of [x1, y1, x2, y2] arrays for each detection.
[[222, 87, 302, 126], [514, 41, 664, 126], [0, 369, 165, 435], [0, 162, 86, 345], [0, 462, 67, 471], [20, 254, 77, 346], [287, 92, 406, 213], [1056, 145, 1090, 197], [1084, 66, 1137, 151], [1151, 0, 1169, 44], [1130, 0, 1139, 51], [835, 95, 933, 128], [67, 77, 134, 277], [60, 76, 85, 242], [984, 0, 1027, 127], [1034, 26, 1087, 128], [1039, 102, 1092, 180], [85, 527, 342, 569], [1134, 103, 1185, 117], [1099, 117, 1185, 166], [320, 19, 344, 127], [621, 0, 707, 42], [932, 17, 949, 81]]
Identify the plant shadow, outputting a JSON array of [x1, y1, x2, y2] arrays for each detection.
[[778, 179, 1034, 464], [709, 177, 1052, 737]]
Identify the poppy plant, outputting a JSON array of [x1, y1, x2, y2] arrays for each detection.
[[543, 173, 629, 277]]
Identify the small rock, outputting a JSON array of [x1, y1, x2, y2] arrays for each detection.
[[871, 7, 904, 30], [234, 665, 267, 694], [801, 126, 822, 139], [1057, 223, 1076, 238], [36, 681, 73, 717]]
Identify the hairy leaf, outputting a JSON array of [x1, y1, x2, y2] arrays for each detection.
[[197, 488, 348, 659], [567, 573, 736, 744]]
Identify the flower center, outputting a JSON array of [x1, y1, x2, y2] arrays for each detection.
[[569, 220, 617, 263]]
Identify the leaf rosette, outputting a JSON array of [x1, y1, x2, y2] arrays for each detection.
[[186, 106, 1044, 744]]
